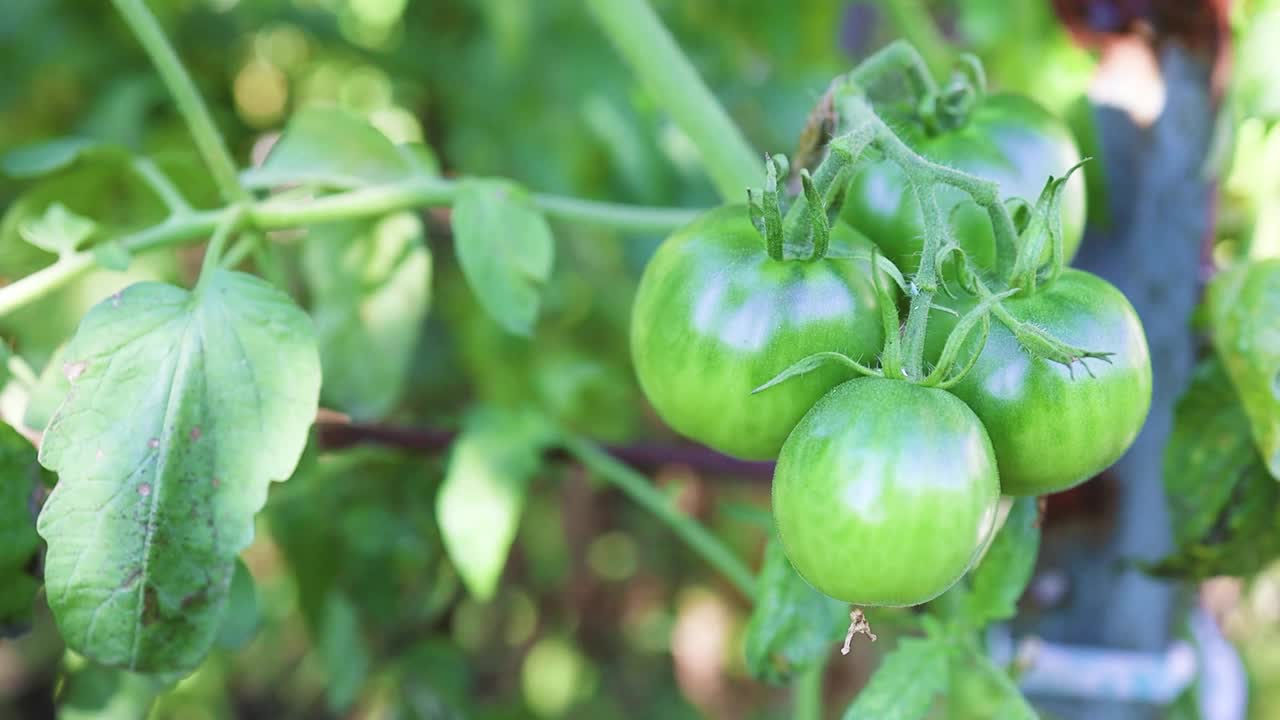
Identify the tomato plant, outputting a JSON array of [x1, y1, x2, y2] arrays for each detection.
[[772, 378, 999, 605], [929, 268, 1152, 495], [1, 0, 1268, 718], [630, 205, 883, 460]]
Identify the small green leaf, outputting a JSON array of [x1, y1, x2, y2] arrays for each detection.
[[19, 202, 97, 256], [0, 154, 165, 278], [320, 591, 371, 712], [214, 559, 259, 650], [303, 212, 431, 420], [1, 138, 124, 179], [752, 351, 877, 395], [743, 539, 848, 684], [1208, 259, 1280, 478], [1154, 357, 1280, 579], [92, 240, 132, 272], [961, 497, 1040, 626], [242, 108, 415, 189], [1164, 359, 1259, 544], [437, 406, 551, 600], [451, 179, 554, 336], [37, 270, 321, 672], [0, 422, 41, 635], [842, 637, 948, 720]]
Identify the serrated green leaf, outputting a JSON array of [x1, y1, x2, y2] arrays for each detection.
[[451, 180, 554, 336], [1208, 259, 1280, 478], [437, 406, 550, 600], [36, 270, 321, 672], [242, 108, 415, 189], [948, 651, 1039, 720], [0, 421, 41, 635], [19, 202, 97, 256], [303, 212, 431, 420], [843, 637, 948, 720], [1, 138, 125, 179], [962, 497, 1040, 626], [1155, 357, 1280, 579], [743, 538, 848, 684], [214, 558, 259, 650], [320, 591, 370, 712], [1164, 359, 1259, 545]]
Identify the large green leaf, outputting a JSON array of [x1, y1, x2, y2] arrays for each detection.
[[0, 421, 41, 634], [842, 637, 948, 720], [303, 212, 431, 420], [36, 270, 321, 672], [743, 538, 848, 684], [214, 558, 259, 650], [450, 180, 555, 336], [241, 108, 430, 189], [961, 497, 1040, 627], [437, 406, 550, 600], [1209, 259, 1280, 478], [1153, 358, 1280, 579]]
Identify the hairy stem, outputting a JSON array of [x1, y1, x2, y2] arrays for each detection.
[[848, 39, 940, 100], [560, 434, 757, 598], [586, 0, 763, 200], [0, 183, 700, 317], [113, 0, 249, 205], [793, 655, 828, 720]]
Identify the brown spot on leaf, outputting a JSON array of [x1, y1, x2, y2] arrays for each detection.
[[180, 589, 208, 610], [189, 426, 202, 441], [137, 483, 152, 497], [142, 585, 160, 626], [119, 568, 142, 589], [211, 477, 221, 489]]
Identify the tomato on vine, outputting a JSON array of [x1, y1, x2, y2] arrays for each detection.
[[772, 378, 1001, 606], [842, 92, 1085, 274], [930, 269, 1152, 495], [630, 204, 884, 461]]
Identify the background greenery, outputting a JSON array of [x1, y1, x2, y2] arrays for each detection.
[[1, 1, 1278, 718]]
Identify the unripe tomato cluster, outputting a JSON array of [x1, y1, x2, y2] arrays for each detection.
[[630, 92, 1152, 606]]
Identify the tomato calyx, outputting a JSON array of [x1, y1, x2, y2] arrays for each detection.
[[921, 53, 988, 135], [1006, 159, 1091, 294]]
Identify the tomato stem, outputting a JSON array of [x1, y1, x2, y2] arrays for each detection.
[[0, 178, 703, 318], [586, 0, 763, 200], [559, 433, 757, 599]]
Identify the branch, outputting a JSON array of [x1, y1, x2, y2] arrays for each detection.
[[314, 419, 774, 480]]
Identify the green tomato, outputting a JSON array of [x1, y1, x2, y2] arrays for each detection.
[[773, 378, 1000, 606], [630, 205, 883, 461], [934, 270, 1152, 495], [841, 93, 1085, 274]]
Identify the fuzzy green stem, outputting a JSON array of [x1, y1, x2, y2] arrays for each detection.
[[560, 434, 756, 598], [586, 0, 763, 200], [847, 39, 940, 100], [113, 0, 249, 205], [0, 184, 700, 318], [197, 206, 245, 282], [793, 656, 828, 720]]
